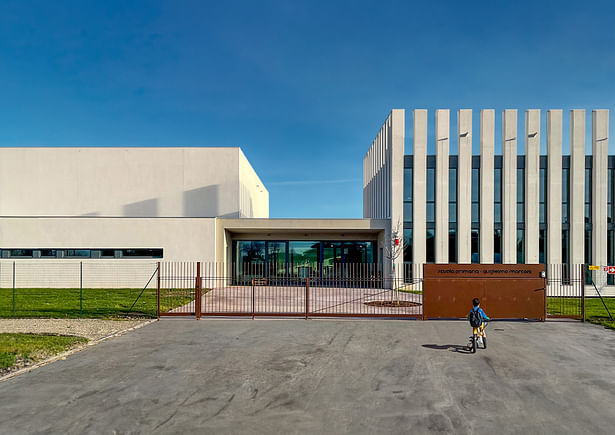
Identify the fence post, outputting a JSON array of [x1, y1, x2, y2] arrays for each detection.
[[195, 262, 201, 320], [251, 278, 255, 319], [421, 263, 425, 321], [80, 261, 83, 318], [157, 262, 161, 320], [305, 277, 309, 320], [542, 264, 547, 322], [581, 264, 585, 322], [12, 261, 15, 318]]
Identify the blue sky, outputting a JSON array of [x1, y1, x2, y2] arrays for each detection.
[[1, 0, 614, 218]]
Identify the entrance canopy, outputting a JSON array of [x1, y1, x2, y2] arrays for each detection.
[[216, 218, 389, 283]]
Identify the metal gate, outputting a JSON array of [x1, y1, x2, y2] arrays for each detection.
[[157, 262, 423, 319], [546, 264, 585, 320]]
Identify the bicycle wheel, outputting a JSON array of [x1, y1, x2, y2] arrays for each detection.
[[472, 334, 477, 353]]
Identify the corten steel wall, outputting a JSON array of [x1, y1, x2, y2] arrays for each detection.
[[423, 264, 546, 320]]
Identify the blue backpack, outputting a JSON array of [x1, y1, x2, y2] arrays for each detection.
[[468, 308, 482, 327]]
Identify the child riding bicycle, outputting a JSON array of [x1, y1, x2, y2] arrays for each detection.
[[468, 298, 490, 347]]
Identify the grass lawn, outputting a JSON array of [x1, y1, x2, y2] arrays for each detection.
[[0, 288, 193, 319], [0, 333, 88, 373], [548, 296, 615, 329], [398, 288, 423, 295]]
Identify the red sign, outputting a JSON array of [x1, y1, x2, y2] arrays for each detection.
[[609, 266, 615, 274]]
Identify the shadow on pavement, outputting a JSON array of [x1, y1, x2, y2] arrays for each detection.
[[422, 344, 473, 354]]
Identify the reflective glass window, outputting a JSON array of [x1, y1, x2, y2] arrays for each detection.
[[539, 229, 546, 264], [236, 241, 265, 265], [404, 168, 413, 202], [472, 204, 479, 224], [426, 169, 435, 202], [585, 230, 592, 266], [585, 168, 592, 224], [494, 204, 501, 223], [322, 242, 342, 271], [540, 204, 545, 225], [66, 249, 91, 258], [404, 229, 412, 263], [404, 202, 412, 223], [562, 230, 570, 265], [9, 249, 33, 258], [426, 229, 435, 263], [448, 230, 456, 263], [517, 168, 524, 202], [494, 229, 502, 264], [267, 242, 287, 278], [449, 169, 457, 202], [494, 169, 502, 202], [427, 203, 435, 223], [471, 229, 480, 264], [471, 169, 479, 202], [344, 242, 374, 264], [517, 229, 524, 264], [517, 204, 524, 223], [563, 169, 569, 203], [449, 203, 456, 223], [40, 249, 57, 258]]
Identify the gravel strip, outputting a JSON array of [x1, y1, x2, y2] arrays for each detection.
[[0, 318, 152, 341]]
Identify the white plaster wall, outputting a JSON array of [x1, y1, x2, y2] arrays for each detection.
[[0, 217, 216, 288], [0, 147, 266, 219], [0, 217, 216, 260], [238, 149, 269, 218]]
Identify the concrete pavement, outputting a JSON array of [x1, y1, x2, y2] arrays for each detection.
[[1, 318, 615, 434]]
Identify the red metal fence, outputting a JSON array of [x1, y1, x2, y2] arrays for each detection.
[[546, 263, 585, 320], [157, 262, 423, 319], [157, 262, 590, 321]]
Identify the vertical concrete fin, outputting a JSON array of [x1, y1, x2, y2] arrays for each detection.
[[457, 109, 472, 264], [435, 109, 450, 263], [390, 109, 405, 274], [547, 110, 563, 265], [525, 110, 540, 264], [480, 109, 495, 263], [592, 109, 609, 266], [502, 109, 518, 264], [570, 110, 585, 265], [413, 109, 428, 264]]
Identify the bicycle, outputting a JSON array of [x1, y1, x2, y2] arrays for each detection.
[[467, 320, 488, 353]]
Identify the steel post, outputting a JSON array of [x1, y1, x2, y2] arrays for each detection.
[[581, 264, 586, 322], [251, 279, 255, 320], [305, 277, 310, 319], [80, 261, 83, 318], [156, 262, 161, 320], [196, 262, 201, 320], [12, 261, 15, 318]]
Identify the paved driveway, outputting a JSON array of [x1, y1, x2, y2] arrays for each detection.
[[1, 319, 615, 434]]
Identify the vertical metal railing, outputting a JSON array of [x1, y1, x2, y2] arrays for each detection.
[[546, 263, 584, 319]]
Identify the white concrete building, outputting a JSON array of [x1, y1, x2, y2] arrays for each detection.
[[363, 108, 613, 285], [0, 146, 387, 286], [2, 108, 613, 289]]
